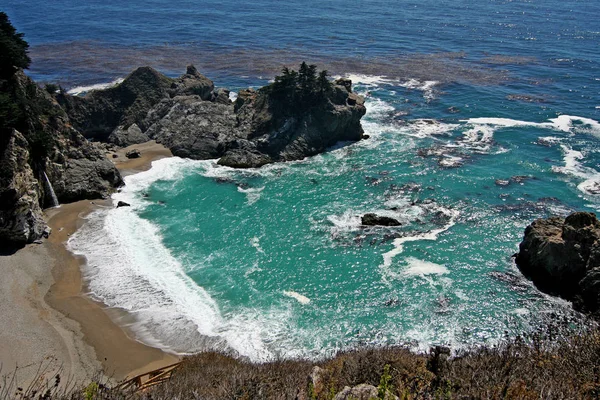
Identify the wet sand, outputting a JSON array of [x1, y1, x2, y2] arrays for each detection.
[[0, 141, 177, 387]]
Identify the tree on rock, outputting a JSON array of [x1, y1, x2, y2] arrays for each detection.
[[0, 12, 30, 79]]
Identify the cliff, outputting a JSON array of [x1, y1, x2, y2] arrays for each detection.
[[515, 211, 600, 315], [0, 71, 122, 247]]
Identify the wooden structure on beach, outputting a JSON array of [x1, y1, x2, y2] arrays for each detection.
[[117, 362, 181, 392]]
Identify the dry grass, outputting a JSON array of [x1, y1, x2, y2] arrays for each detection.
[[3, 326, 600, 400]]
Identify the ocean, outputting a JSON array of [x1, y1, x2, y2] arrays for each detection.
[[4, 0, 600, 360]]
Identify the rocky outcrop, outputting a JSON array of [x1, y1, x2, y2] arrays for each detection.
[[217, 77, 366, 168], [0, 130, 46, 245], [59, 66, 366, 169], [515, 212, 600, 314], [58, 65, 215, 143]]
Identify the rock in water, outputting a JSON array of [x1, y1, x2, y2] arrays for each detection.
[[361, 213, 402, 226], [116, 201, 130, 208], [515, 211, 600, 314]]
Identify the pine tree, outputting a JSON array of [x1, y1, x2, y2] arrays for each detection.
[[0, 12, 30, 79]]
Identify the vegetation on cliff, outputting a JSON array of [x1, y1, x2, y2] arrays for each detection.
[[3, 324, 600, 399]]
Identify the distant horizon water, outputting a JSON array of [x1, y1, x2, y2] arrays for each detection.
[[5, 0, 600, 360]]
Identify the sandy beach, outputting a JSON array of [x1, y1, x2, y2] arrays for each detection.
[[0, 141, 177, 388]]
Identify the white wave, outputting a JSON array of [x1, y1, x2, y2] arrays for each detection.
[[117, 157, 201, 206], [550, 144, 600, 195], [283, 291, 311, 305], [341, 74, 398, 87], [238, 186, 264, 205], [67, 78, 124, 96], [463, 115, 600, 136], [380, 208, 459, 284], [438, 155, 464, 168], [403, 257, 449, 276], [405, 119, 458, 138], [459, 124, 495, 153], [327, 211, 363, 236], [364, 97, 395, 120], [229, 91, 238, 102], [548, 115, 600, 135]]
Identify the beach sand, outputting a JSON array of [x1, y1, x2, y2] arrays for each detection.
[[0, 141, 177, 388]]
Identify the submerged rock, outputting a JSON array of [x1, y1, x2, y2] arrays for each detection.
[[515, 212, 600, 314]]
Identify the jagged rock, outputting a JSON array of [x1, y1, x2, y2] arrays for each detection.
[[308, 366, 325, 398], [108, 123, 150, 147], [126, 149, 141, 159], [116, 201, 130, 208], [515, 212, 600, 314], [0, 130, 47, 246], [361, 213, 401, 227], [58, 66, 176, 140], [213, 88, 232, 104], [169, 65, 214, 101]]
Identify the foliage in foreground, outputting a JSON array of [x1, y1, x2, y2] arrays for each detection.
[[2, 325, 600, 400]]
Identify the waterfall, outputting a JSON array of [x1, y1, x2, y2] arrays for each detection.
[[42, 171, 60, 208]]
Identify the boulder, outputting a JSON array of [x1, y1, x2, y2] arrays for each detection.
[[169, 65, 214, 101], [361, 213, 401, 227], [515, 212, 600, 313], [116, 201, 130, 208], [126, 149, 141, 159]]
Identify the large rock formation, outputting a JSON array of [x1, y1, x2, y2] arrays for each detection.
[[59, 65, 367, 168], [0, 71, 123, 246], [515, 212, 600, 314]]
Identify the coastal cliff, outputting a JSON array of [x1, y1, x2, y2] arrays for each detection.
[[1, 69, 123, 246]]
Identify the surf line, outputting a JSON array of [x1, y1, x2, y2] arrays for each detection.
[[379, 208, 459, 285]]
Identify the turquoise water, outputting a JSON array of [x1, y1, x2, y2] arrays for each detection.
[[6, 0, 599, 359], [68, 78, 599, 359]]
